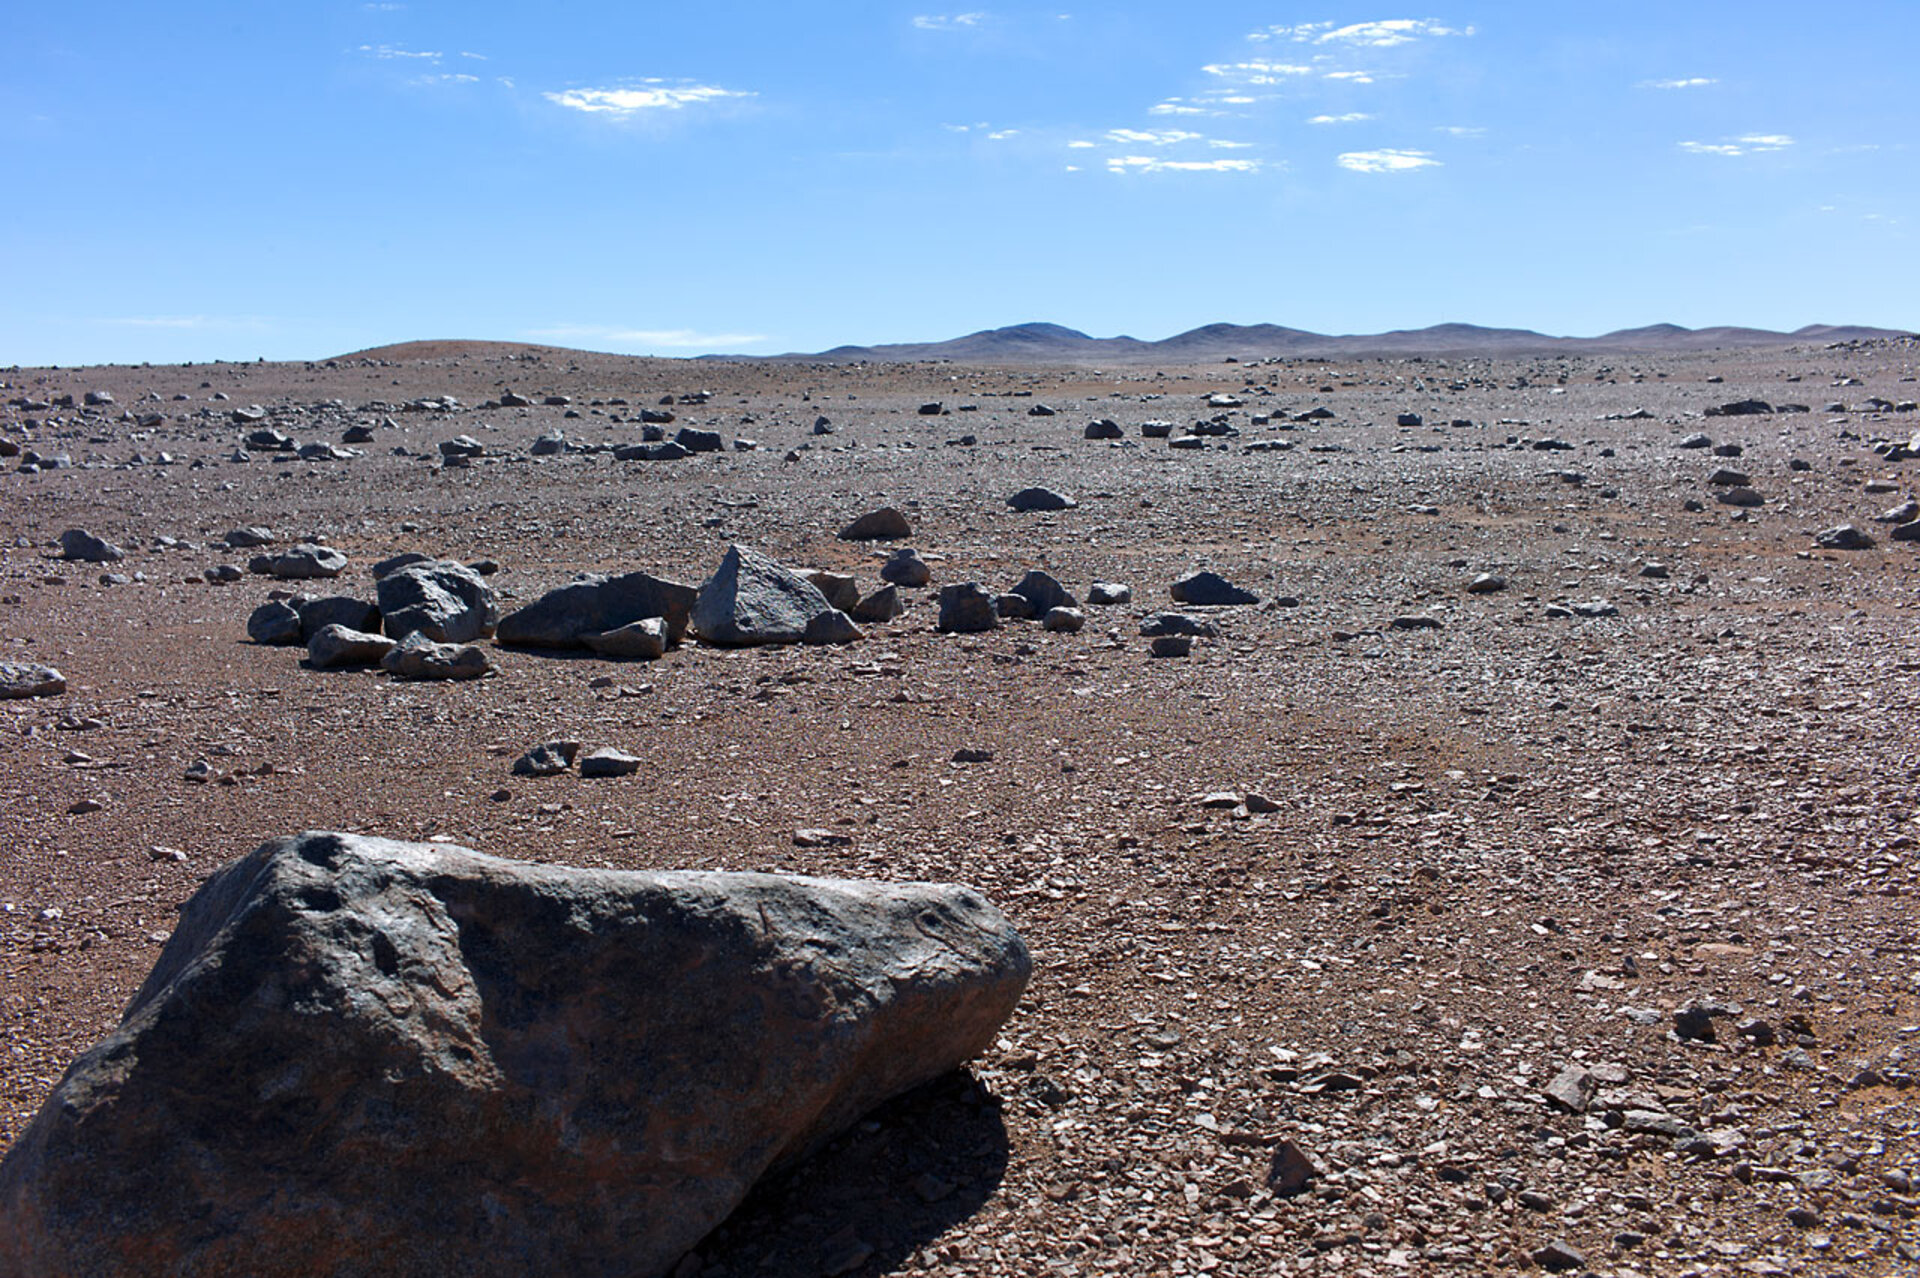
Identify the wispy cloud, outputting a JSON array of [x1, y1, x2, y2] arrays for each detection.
[[415, 73, 479, 86], [987, 128, 1019, 140], [1640, 77, 1716, 90], [1107, 155, 1262, 174], [1202, 60, 1313, 83], [545, 83, 753, 117], [359, 43, 440, 62], [1148, 99, 1220, 117], [1338, 148, 1439, 173], [913, 12, 987, 31], [1310, 112, 1375, 125], [1106, 128, 1202, 145], [1679, 133, 1794, 156], [1323, 70, 1378, 84], [525, 325, 770, 349], [1435, 124, 1484, 136], [1260, 19, 1472, 47]]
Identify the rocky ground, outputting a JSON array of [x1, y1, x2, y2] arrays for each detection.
[[3, 336, 1918, 1276]]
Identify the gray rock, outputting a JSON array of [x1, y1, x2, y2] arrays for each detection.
[[203, 565, 244, 584], [1813, 524, 1875, 550], [371, 551, 435, 580], [381, 633, 491, 681], [512, 741, 580, 777], [224, 526, 275, 548], [851, 585, 902, 624], [1873, 499, 1919, 525], [936, 583, 999, 633], [438, 435, 486, 458], [1677, 432, 1713, 449], [1087, 582, 1132, 605], [377, 559, 499, 643], [674, 427, 724, 454], [1140, 420, 1174, 438], [1544, 1065, 1597, 1113], [801, 571, 860, 613], [838, 507, 912, 541], [582, 618, 669, 661], [1715, 487, 1764, 508], [994, 593, 1035, 621], [1042, 607, 1085, 634], [1170, 571, 1258, 606], [244, 426, 292, 450], [530, 431, 566, 456], [1007, 487, 1075, 513], [1140, 613, 1220, 638], [265, 544, 348, 580], [0, 661, 65, 700], [496, 572, 697, 649], [880, 548, 931, 588], [1707, 467, 1751, 487], [57, 530, 125, 564], [803, 609, 863, 646], [1705, 399, 1771, 417], [294, 595, 380, 642], [1467, 572, 1507, 594], [246, 600, 304, 645], [1083, 418, 1123, 440], [1390, 615, 1443, 631], [0, 831, 1029, 1278], [579, 748, 642, 778], [1010, 570, 1076, 614], [692, 545, 837, 647], [1149, 634, 1193, 657], [306, 625, 397, 670], [1893, 520, 1920, 543]]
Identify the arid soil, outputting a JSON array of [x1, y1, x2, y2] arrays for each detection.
[[3, 337, 1918, 1276]]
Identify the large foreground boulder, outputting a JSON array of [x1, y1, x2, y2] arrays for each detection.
[[0, 831, 1030, 1278], [692, 544, 850, 646], [495, 571, 696, 649], [376, 558, 498, 643]]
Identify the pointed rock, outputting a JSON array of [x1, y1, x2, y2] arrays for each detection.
[[692, 545, 836, 646], [0, 831, 1029, 1278]]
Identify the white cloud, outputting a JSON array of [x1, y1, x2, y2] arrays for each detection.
[[545, 83, 753, 116], [1338, 148, 1439, 173], [1268, 19, 1471, 47], [1067, 139, 1096, 148], [1435, 124, 1483, 136], [415, 73, 479, 86], [1679, 133, 1794, 156], [1148, 99, 1217, 117], [987, 128, 1019, 140], [526, 325, 770, 349], [1640, 77, 1716, 89], [1106, 128, 1202, 145], [913, 13, 987, 30], [1107, 155, 1261, 174], [1207, 139, 1255, 148], [359, 43, 440, 61], [458, 51, 488, 61], [1310, 112, 1375, 125], [1324, 70, 1376, 83], [1203, 60, 1313, 83]]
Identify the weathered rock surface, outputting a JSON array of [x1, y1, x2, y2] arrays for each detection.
[[377, 559, 499, 643], [381, 632, 491, 681], [258, 544, 348, 580], [851, 585, 903, 624], [937, 583, 1000, 633], [1170, 571, 1258, 606], [246, 600, 304, 645], [582, 618, 669, 661], [0, 831, 1030, 1278], [0, 661, 65, 700], [57, 529, 125, 564], [306, 625, 398, 670], [1009, 570, 1076, 615], [838, 507, 912, 541], [691, 545, 839, 647], [496, 572, 696, 649], [880, 548, 932, 588], [294, 594, 381, 641]]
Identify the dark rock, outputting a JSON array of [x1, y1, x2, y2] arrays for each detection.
[[1676, 432, 1713, 449], [244, 426, 293, 450], [438, 435, 486, 458], [246, 600, 304, 645], [674, 427, 724, 454], [1716, 487, 1764, 508], [1042, 607, 1084, 633], [1266, 1140, 1317, 1196], [1010, 570, 1075, 614], [496, 572, 697, 649], [1140, 613, 1220, 638], [294, 594, 380, 641], [0, 661, 65, 700], [1390, 615, 1443, 631], [802, 610, 863, 646], [851, 585, 902, 624], [530, 431, 565, 456], [342, 424, 376, 445], [57, 530, 125, 564], [1467, 573, 1507, 594], [1707, 467, 1751, 487], [838, 507, 912, 541], [371, 551, 434, 581], [1083, 419, 1123, 440], [1873, 499, 1918, 525], [1027, 404, 1056, 417], [1397, 412, 1423, 427], [995, 593, 1036, 622], [936, 583, 999, 633], [692, 545, 838, 647], [1149, 634, 1193, 658], [640, 408, 675, 424], [1140, 420, 1174, 439], [1007, 487, 1075, 513], [512, 741, 580, 777], [381, 633, 491, 680], [880, 548, 931, 588], [917, 402, 943, 416], [1705, 399, 1772, 417], [1533, 1241, 1586, 1272], [1893, 520, 1920, 542], [1712, 442, 1744, 457], [306, 625, 397, 670], [0, 831, 1028, 1278], [377, 559, 499, 643], [498, 390, 535, 407], [1169, 571, 1258, 606]]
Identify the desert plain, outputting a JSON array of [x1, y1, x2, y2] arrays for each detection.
[[2, 332, 1918, 1276]]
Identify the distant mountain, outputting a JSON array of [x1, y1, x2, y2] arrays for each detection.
[[750, 320, 1912, 364]]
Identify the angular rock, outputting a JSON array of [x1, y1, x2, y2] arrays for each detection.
[[1149, 634, 1193, 658], [1893, 520, 1920, 543], [1140, 612, 1220, 639], [936, 583, 999, 633], [1873, 499, 1919, 525], [579, 748, 642, 779], [377, 559, 499, 643], [1083, 418, 1123, 440], [438, 434, 486, 458], [803, 609, 863, 646], [1544, 1065, 1597, 1113], [1010, 570, 1076, 615], [306, 625, 398, 670], [1814, 524, 1874, 550], [57, 529, 125, 564], [674, 427, 724, 454], [1170, 571, 1258, 606], [246, 600, 304, 646], [1707, 467, 1751, 487], [496, 572, 697, 649], [994, 593, 1035, 621], [530, 431, 566, 456], [801, 571, 860, 613], [265, 544, 348, 580], [1087, 582, 1132, 606], [1676, 432, 1713, 449], [851, 585, 903, 624], [583, 618, 669, 661], [838, 507, 912, 541], [294, 594, 380, 641], [692, 545, 836, 647], [0, 831, 1029, 1278], [381, 632, 491, 681], [512, 740, 580, 777], [1007, 487, 1075, 513], [880, 548, 931, 588], [0, 661, 65, 700]]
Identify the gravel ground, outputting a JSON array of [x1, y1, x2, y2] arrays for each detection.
[[3, 337, 1918, 1276]]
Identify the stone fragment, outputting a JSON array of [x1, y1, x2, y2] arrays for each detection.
[[801, 571, 860, 613], [496, 572, 697, 649], [802, 609, 863, 646], [851, 585, 902, 624], [377, 559, 499, 643], [1170, 571, 1258, 606], [936, 583, 1000, 633], [438, 434, 486, 458], [246, 600, 304, 646], [57, 530, 125, 564], [381, 633, 491, 680], [1149, 635, 1193, 658], [1467, 572, 1507, 594], [1544, 1065, 1597, 1113], [0, 831, 1029, 1278], [512, 741, 580, 777], [692, 545, 838, 647], [306, 625, 397, 670], [1042, 607, 1084, 633], [579, 748, 642, 778], [1267, 1140, 1317, 1196], [264, 544, 348, 580], [583, 618, 669, 661], [0, 661, 65, 700], [1813, 524, 1874, 550], [1893, 520, 1920, 543], [1087, 582, 1132, 605], [880, 548, 931, 588], [1007, 487, 1075, 513], [838, 507, 912, 541]]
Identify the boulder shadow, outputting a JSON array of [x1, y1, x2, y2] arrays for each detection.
[[685, 1068, 1011, 1277]]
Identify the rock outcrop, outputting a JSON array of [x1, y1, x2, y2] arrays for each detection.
[[0, 831, 1030, 1278]]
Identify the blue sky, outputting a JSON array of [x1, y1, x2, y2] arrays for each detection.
[[6, 2, 1913, 364]]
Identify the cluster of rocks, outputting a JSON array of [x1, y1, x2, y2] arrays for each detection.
[[247, 556, 499, 681], [510, 739, 641, 779]]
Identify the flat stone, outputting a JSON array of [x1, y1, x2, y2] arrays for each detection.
[[1813, 524, 1874, 550], [264, 544, 348, 580], [578, 748, 642, 779], [0, 831, 1029, 1278], [306, 625, 397, 670], [1006, 487, 1075, 513], [582, 618, 669, 661], [0, 661, 65, 700], [1139, 613, 1220, 638]]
